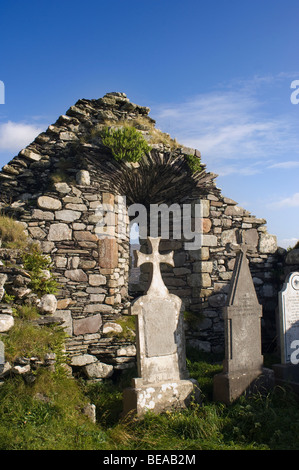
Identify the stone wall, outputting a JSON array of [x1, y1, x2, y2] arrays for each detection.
[[131, 195, 279, 354], [0, 92, 280, 377]]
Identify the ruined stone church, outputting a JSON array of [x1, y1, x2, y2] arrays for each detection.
[[0, 92, 279, 379]]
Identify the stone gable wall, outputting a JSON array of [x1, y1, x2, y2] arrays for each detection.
[[0, 92, 280, 378]]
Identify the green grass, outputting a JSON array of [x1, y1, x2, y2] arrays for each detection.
[[0, 350, 299, 450]]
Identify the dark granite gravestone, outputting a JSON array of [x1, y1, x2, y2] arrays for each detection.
[[123, 237, 199, 416], [213, 231, 274, 404]]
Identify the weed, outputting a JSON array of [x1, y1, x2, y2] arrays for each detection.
[[22, 243, 59, 296], [0, 214, 28, 249], [101, 126, 151, 163], [185, 153, 203, 174], [2, 318, 66, 363]]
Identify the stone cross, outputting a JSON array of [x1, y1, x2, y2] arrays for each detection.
[[123, 237, 199, 416], [228, 229, 256, 257], [135, 237, 174, 297]]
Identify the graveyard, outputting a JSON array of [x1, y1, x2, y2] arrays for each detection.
[[0, 92, 299, 451]]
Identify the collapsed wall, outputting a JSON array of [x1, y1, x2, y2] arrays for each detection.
[[0, 92, 280, 379]]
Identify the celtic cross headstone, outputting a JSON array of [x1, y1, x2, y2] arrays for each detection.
[[123, 237, 199, 416]]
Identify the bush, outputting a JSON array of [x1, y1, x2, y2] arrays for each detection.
[[101, 126, 151, 163], [185, 153, 202, 174]]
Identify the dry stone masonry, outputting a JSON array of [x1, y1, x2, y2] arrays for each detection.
[[0, 92, 281, 380]]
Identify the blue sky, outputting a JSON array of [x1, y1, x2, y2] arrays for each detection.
[[0, 0, 299, 248]]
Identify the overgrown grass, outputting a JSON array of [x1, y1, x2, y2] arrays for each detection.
[[1, 349, 299, 450], [0, 371, 105, 450], [2, 318, 67, 363], [0, 214, 28, 249]]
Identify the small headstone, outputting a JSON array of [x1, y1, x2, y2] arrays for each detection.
[[0, 274, 7, 301], [0, 341, 4, 365], [123, 237, 199, 416], [273, 272, 299, 392], [213, 231, 274, 404]]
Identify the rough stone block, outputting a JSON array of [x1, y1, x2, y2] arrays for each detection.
[[98, 238, 118, 269], [76, 170, 90, 186], [224, 205, 245, 216], [28, 226, 47, 240], [202, 235, 217, 247], [70, 354, 97, 367], [258, 233, 277, 254], [83, 361, 113, 379], [48, 223, 72, 241], [193, 261, 213, 273], [55, 210, 81, 222], [32, 209, 55, 220], [20, 148, 41, 162], [0, 314, 14, 333], [38, 196, 62, 211], [38, 294, 57, 314], [89, 274, 106, 286], [73, 314, 102, 336], [103, 322, 123, 334], [221, 229, 237, 246], [65, 269, 88, 282]]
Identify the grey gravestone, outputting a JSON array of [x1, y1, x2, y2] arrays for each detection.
[[0, 274, 7, 301], [0, 341, 4, 364], [0, 340, 4, 375], [123, 237, 199, 416], [273, 272, 299, 392], [213, 232, 274, 404]]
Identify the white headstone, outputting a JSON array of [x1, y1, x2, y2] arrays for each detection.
[[279, 272, 299, 364], [123, 237, 199, 416]]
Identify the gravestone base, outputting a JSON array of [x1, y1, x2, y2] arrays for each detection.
[[123, 378, 200, 417], [273, 363, 299, 394], [213, 367, 274, 405]]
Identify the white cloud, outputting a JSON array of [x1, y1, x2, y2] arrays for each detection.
[[0, 121, 43, 153], [269, 161, 299, 169], [152, 78, 299, 174], [271, 192, 299, 208]]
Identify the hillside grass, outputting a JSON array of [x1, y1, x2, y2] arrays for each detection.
[[0, 349, 299, 451]]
